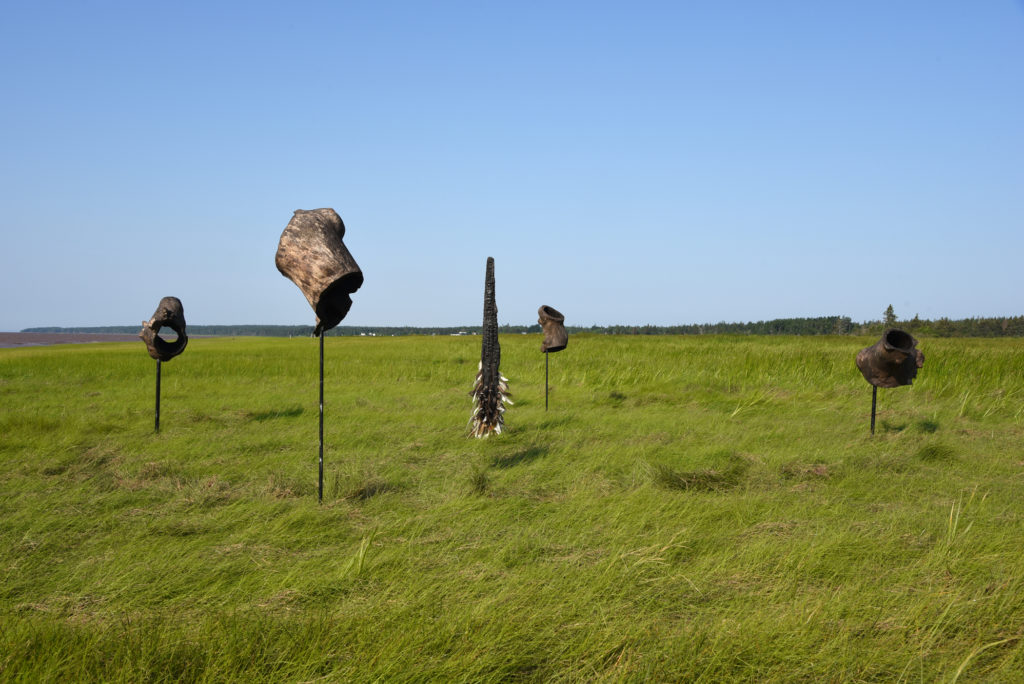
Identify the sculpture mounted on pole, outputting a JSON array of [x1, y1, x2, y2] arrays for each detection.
[[276, 208, 364, 336], [538, 305, 567, 353], [855, 328, 925, 434], [140, 296, 188, 362], [139, 296, 188, 432], [538, 305, 567, 410], [276, 208, 363, 502], [470, 257, 511, 437]]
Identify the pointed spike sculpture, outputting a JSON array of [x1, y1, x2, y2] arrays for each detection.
[[470, 257, 509, 437]]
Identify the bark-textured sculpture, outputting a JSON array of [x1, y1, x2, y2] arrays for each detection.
[[538, 305, 568, 353], [275, 208, 364, 335], [139, 296, 188, 361], [470, 257, 511, 437], [856, 328, 925, 388]]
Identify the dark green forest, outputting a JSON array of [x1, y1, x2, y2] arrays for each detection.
[[23, 311, 1024, 338]]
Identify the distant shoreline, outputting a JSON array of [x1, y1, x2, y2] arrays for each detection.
[[17, 315, 1024, 338], [0, 332, 142, 348]]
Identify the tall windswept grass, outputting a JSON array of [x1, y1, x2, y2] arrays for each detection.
[[1, 334, 1023, 680]]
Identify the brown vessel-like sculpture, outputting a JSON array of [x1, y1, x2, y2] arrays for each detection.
[[538, 305, 568, 353], [139, 296, 188, 361], [470, 257, 510, 437], [275, 208, 364, 334], [856, 328, 925, 388]]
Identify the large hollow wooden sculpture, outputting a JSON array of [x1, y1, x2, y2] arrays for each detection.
[[856, 328, 924, 388], [856, 328, 924, 435], [470, 257, 511, 437], [538, 305, 568, 353], [275, 208, 363, 503], [139, 296, 188, 361], [275, 208, 364, 335]]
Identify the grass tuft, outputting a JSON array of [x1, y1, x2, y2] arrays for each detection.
[[648, 452, 749, 492], [468, 468, 490, 495]]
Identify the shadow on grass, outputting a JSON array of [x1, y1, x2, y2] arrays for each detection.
[[248, 406, 304, 422], [605, 391, 627, 408], [916, 443, 956, 462], [537, 415, 574, 429], [491, 446, 548, 469], [915, 419, 940, 434], [880, 420, 908, 433], [343, 480, 404, 501]]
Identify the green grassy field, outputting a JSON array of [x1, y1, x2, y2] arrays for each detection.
[[2, 333, 1023, 681]]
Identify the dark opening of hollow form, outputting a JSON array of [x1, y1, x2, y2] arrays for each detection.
[[314, 272, 365, 334], [540, 305, 564, 322], [148, 323, 187, 358], [155, 326, 178, 344], [884, 329, 914, 351]]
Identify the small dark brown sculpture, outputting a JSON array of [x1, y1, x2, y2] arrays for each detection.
[[538, 305, 568, 353], [275, 208, 364, 335], [139, 296, 188, 361], [856, 328, 925, 388], [470, 257, 510, 437]]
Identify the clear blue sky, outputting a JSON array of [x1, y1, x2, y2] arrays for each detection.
[[2, 1, 1022, 330]]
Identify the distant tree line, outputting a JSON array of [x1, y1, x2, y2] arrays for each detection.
[[22, 312, 1024, 338]]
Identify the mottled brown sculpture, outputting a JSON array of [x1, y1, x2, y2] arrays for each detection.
[[538, 305, 568, 353], [139, 296, 188, 361], [275, 208, 364, 335], [856, 328, 924, 388]]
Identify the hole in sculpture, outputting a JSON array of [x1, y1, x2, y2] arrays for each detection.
[[155, 326, 179, 344], [885, 329, 913, 350]]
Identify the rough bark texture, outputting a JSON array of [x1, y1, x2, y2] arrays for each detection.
[[856, 328, 925, 388], [470, 257, 510, 437], [275, 208, 364, 335], [538, 305, 568, 353], [139, 296, 188, 361]]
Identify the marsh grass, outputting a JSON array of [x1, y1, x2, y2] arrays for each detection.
[[1, 334, 1023, 680]]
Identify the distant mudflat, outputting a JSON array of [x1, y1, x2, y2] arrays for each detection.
[[0, 332, 141, 348]]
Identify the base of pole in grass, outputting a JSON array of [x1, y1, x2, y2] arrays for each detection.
[[545, 351, 549, 411], [155, 360, 161, 432], [870, 385, 877, 435], [319, 331, 324, 504]]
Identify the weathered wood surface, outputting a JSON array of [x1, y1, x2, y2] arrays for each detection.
[[855, 328, 924, 388], [538, 304, 568, 353], [275, 208, 364, 335], [139, 296, 188, 361]]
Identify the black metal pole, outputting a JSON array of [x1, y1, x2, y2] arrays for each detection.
[[155, 360, 161, 432], [545, 350, 549, 411], [544, 352, 552, 411], [319, 331, 324, 504], [870, 385, 877, 435]]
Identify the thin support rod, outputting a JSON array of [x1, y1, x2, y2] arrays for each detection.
[[319, 331, 324, 504], [870, 385, 877, 435], [545, 351, 549, 411], [155, 360, 161, 433]]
